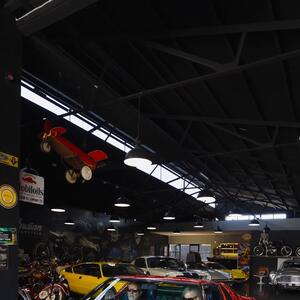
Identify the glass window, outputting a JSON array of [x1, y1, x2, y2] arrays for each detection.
[[134, 258, 146, 268], [102, 264, 144, 277], [147, 257, 180, 269], [203, 284, 222, 300], [73, 264, 101, 277]]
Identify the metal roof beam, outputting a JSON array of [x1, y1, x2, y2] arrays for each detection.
[[146, 114, 300, 129], [100, 47, 300, 107]]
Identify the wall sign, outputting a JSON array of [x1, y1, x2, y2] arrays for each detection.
[[0, 151, 18, 168], [20, 171, 44, 205], [0, 228, 16, 245], [0, 246, 8, 270], [0, 184, 17, 209]]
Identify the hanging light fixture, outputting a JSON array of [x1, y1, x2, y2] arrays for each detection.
[[64, 217, 75, 226], [214, 226, 223, 234], [124, 96, 152, 168], [193, 220, 204, 228], [147, 225, 157, 230], [51, 208, 66, 213], [107, 225, 116, 232], [114, 196, 130, 208], [249, 219, 260, 227], [197, 189, 215, 203], [109, 215, 121, 223], [163, 210, 175, 220], [136, 231, 145, 236]]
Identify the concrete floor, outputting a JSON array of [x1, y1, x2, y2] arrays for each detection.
[[235, 282, 300, 300]]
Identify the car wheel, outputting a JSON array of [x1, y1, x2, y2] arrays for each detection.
[[253, 245, 264, 256], [65, 170, 77, 184], [281, 245, 292, 256]]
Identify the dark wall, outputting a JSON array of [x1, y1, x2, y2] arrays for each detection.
[[19, 202, 167, 262], [0, 10, 22, 300]]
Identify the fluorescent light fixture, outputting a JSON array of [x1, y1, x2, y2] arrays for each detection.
[[107, 226, 116, 232], [21, 86, 67, 115], [193, 220, 204, 228], [109, 215, 121, 223], [147, 225, 157, 230], [64, 217, 75, 226], [214, 226, 223, 234], [51, 208, 66, 213], [163, 211, 175, 220]]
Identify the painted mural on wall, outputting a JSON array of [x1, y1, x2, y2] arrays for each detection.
[[19, 202, 167, 263]]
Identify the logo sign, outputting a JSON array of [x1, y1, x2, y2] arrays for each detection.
[[0, 185, 17, 209], [0, 151, 18, 168], [20, 171, 44, 205]]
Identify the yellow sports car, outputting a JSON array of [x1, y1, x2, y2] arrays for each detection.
[[60, 261, 145, 296], [205, 262, 248, 282]]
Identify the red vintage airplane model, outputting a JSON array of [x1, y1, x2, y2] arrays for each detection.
[[40, 120, 108, 183]]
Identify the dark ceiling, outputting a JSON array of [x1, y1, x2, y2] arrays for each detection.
[[7, 0, 300, 220]]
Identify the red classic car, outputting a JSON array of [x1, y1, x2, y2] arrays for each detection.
[[40, 120, 108, 183], [80, 276, 255, 300]]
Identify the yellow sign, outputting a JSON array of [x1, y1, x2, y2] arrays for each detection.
[[0, 185, 17, 209], [0, 151, 19, 168]]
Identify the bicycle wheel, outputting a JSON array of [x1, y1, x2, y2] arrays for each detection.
[[295, 247, 300, 257], [253, 245, 264, 256], [281, 245, 292, 256]]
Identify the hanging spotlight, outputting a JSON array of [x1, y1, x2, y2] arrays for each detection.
[[124, 143, 152, 168], [64, 217, 75, 226], [163, 211, 175, 220], [51, 208, 66, 213], [214, 226, 223, 234], [197, 189, 215, 203], [249, 219, 260, 227], [147, 225, 157, 230], [114, 196, 130, 208], [136, 231, 145, 236], [107, 225, 116, 232], [193, 220, 204, 228], [109, 215, 121, 223], [173, 228, 181, 234], [124, 96, 152, 168]]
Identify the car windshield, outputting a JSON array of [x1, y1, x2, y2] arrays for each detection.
[[102, 264, 145, 277], [147, 258, 181, 269], [84, 279, 207, 300], [282, 261, 300, 269], [187, 262, 208, 271]]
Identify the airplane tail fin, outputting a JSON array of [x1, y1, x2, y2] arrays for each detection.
[[88, 150, 108, 162]]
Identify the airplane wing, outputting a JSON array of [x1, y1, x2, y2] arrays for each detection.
[[88, 150, 108, 162]]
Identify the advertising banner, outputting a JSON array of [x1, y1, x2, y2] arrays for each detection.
[[19, 171, 44, 205]]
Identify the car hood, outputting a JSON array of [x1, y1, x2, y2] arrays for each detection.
[[190, 269, 231, 280], [147, 268, 184, 277], [277, 269, 300, 276]]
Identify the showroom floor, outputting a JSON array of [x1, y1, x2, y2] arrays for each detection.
[[236, 282, 300, 299]]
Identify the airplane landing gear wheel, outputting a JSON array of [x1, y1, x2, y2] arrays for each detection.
[[40, 141, 51, 153], [65, 170, 77, 184], [81, 166, 92, 181]]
